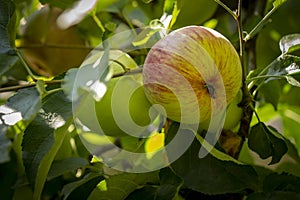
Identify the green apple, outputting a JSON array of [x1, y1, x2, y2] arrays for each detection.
[[94, 51, 157, 137], [20, 6, 89, 77], [95, 76, 157, 137], [143, 26, 242, 124]]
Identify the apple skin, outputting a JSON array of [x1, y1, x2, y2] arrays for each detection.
[[95, 76, 155, 137], [199, 90, 243, 131], [143, 26, 242, 124], [20, 6, 90, 77], [94, 51, 157, 137]]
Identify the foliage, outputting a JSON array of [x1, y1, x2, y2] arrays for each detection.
[[1, 0, 300, 199]]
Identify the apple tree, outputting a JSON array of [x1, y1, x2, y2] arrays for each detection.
[[1, 0, 300, 199]]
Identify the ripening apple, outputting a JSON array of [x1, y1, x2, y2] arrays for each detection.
[[199, 90, 243, 131], [95, 52, 158, 137], [20, 6, 90, 77], [143, 26, 242, 124]]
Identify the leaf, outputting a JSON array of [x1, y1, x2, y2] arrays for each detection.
[[22, 115, 55, 186], [62, 46, 112, 102], [88, 172, 159, 199], [247, 173, 300, 199], [260, 80, 282, 110], [132, 19, 164, 47], [168, 130, 259, 194], [244, 0, 287, 41], [62, 172, 103, 200], [5, 87, 41, 121], [247, 192, 300, 200], [39, 0, 78, 9], [126, 186, 157, 200], [42, 91, 73, 120], [248, 122, 287, 165], [249, 54, 300, 88], [286, 75, 300, 87], [263, 173, 300, 193], [0, 150, 18, 200], [279, 34, 300, 54], [163, 0, 176, 15], [32, 119, 73, 200], [0, 0, 19, 75], [0, 125, 11, 163], [47, 157, 89, 180], [157, 167, 183, 200]]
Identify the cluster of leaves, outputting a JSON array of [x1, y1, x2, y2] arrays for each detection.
[[1, 0, 300, 199]]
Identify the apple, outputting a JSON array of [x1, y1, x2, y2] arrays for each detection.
[[143, 26, 242, 124], [199, 90, 243, 131], [95, 51, 158, 137], [20, 6, 90, 77]]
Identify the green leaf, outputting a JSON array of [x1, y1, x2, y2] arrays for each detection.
[[0, 125, 11, 164], [248, 122, 288, 165], [39, 0, 78, 9], [248, 54, 300, 88], [157, 167, 183, 200], [244, 0, 287, 41], [6, 87, 41, 121], [279, 34, 300, 54], [62, 46, 112, 102], [163, 0, 176, 15], [263, 173, 300, 193], [62, 172, 103, 200], [33, 119, 73, 200], [0, 0, 19, 75], [22, 115, 55, 186], [168, 131, 259, 194], [126, 186, 157, 200], [132, 19, 164, 47], [247, 192, 300, 200], [273, 0, 288, 8], [42, 91, 72, 120], [88, 172, 159, 199], [47, 157, 88, 180], [172, 0, 218, 29], [259, 80, 282, 110], [0, 151, 18, 200]]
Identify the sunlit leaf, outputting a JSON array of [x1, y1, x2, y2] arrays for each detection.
[[5, 87, 41, 121], [132, 19, 164, 46], [273, 0, 288, 8], [279, 34, 300, 54], [163, 0, 176, 15], [286, 75, 300, 87]]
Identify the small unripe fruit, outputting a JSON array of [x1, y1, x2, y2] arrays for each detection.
[[143, 26, 242, 124], [94, 51, 157, 137], [20, 6, 89, 77]]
